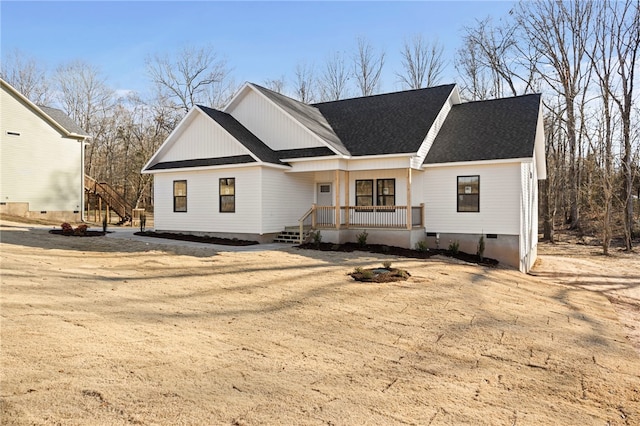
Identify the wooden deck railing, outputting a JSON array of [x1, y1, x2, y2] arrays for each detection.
[[84, 175, 135, 223], [299, 204, 424, 233]]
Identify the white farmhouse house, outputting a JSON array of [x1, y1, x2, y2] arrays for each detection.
[[143, 83, 546, 272], [1, 78, 89, 222]]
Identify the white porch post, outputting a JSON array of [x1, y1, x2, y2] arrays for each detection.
[[406, 168, 412, 230]]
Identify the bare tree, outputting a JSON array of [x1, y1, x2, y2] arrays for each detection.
[[606, 0, 639, 251], [146, 44, 230, 114], [352, 37, 385, 96], [263, 76, 286, 94], [53, 60, 115, 177], [293, 61, 316, 103], [318, 51, 350, 101], [397, 35, 446, 89], [1, 49, 52, 105], [516, 0, 594, 230], [455, 38, 493, 101]]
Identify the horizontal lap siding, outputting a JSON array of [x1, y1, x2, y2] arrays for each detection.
[[227, 90, 322, 151], [154, 167, 262, 234], [261, 169, 314, 232], [157, 113, 247, 163], [1, 88, 81, 211], [424, 163, 522, 235]]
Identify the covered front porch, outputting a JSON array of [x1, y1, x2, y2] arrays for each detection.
[[288, 164, 426, 246], [299, 204, 424, 230]]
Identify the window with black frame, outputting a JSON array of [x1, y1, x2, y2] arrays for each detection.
[[377, 179, 396, 209], [173, 180, 187, 212], [457, 175, 479, 212], [355, 180, 374, 211], [219, 178, 235, 212]]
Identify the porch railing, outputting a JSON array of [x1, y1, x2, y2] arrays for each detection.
[[299, 204, 424, 233]]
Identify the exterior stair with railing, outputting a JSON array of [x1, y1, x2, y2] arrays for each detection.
[[273, 226, 310, 244], [84, 175, 134, 225]]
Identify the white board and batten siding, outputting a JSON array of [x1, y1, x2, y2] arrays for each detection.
[[424, 162, 522, 235], [226, 89, 323, 151], [0, 86, 82, 212], [154, 111, 248, 164]]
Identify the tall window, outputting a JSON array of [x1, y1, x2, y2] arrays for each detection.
[[377, 179, 396, 206], [355, 180, 374, 207], [220, 178, 235, 212], [173, 180, 187, 212], [457, 175, 479, 212]]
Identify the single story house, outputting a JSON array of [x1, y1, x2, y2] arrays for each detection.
[[1, 78, 90, 222], [142, 83, 545, 272]]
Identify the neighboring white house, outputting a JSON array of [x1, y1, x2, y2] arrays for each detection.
[[142, 83, 546, 272], [1, 78, 89, 222]]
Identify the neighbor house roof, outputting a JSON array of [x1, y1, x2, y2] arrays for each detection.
[[1, 78, 89, 139], [424, 94, 542, 165], [38, 105, 88, 137], [314, 84, 456, 156]]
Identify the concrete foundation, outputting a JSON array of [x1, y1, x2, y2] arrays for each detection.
[[424, 232, 520, 270], [0, 202, 80, 223]]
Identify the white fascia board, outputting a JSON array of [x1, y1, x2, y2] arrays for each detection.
[[283, 152, 413, 163], [142, 161, 288, 175], [280, 154, 347, 162], [450, 84, 462, 105], [244, 83, 345, 156], [141, 107, 200, 172], [422, 157, 532, 169], [222, 81, 252, 112], [534, 102, 547, 180]]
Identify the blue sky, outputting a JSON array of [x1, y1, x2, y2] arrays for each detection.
[[1, 1, 515, 98]]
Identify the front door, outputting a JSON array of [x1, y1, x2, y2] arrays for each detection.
[[317, 183, 333, 206]]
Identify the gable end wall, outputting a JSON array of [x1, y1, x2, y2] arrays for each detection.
[[0, 86, 82, 213], [226, 89, 324, 151]]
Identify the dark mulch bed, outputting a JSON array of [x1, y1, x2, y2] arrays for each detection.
[[298, 242, 499, 267], [134, 231, 259, 246], [49, 230, 107, 237]]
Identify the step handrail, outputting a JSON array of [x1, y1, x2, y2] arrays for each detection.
[[298, 205, 315, 244]]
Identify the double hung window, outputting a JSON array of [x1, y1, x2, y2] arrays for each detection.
[[457, 175, 479, 212], [173, 180, 187, 212]]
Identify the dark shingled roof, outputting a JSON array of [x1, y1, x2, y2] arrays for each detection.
[[147, 155, 256, 170], [314, 84, 456, 156], [197, 105, 283, 165], [276, 146, 335, 159], [251, 84, 348, 155], [38, 105, 88, 136], [424, 94, 541, 164]]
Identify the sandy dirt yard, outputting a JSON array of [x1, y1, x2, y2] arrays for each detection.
[[1, 221, 639, 425]]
